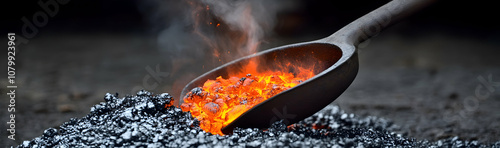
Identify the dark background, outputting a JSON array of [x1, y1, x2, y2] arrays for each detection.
[[2, 0, 500, 146], [3, 0, 499, 36]]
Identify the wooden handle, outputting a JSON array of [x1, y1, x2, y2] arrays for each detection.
[[325, 0, 435, 46]]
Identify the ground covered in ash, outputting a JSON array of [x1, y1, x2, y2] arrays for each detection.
[[19, 91, 499, 147]]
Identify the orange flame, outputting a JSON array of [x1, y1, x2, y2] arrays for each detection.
[[181, 61, 315, 135], [179, 0, 312, 135]]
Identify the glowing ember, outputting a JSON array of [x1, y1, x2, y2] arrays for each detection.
[[181, 62, 315, 135]]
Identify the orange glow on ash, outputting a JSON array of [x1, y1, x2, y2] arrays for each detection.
[[181, 61, 315, 135]]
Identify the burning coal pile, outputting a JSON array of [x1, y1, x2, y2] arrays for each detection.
[[18, 91, 498, 147], [180, 60, 318, 135]]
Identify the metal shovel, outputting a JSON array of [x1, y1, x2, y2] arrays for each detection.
[[179, 0, 435, 134]]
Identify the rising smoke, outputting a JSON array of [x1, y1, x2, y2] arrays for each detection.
[[138, 0, 298, 97]]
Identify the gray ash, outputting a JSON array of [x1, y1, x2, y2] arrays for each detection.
[[18, 91, 499, 147]]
